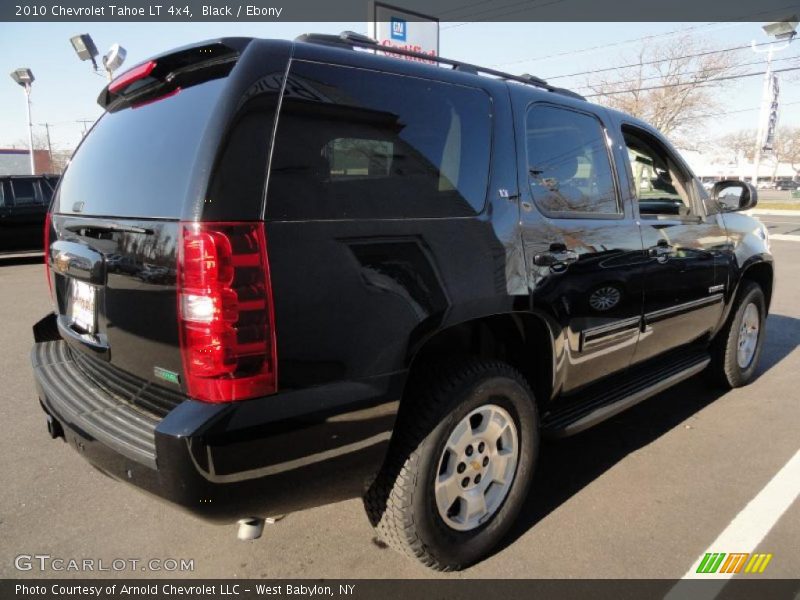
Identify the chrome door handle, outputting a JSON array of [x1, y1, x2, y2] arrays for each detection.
[[533, 249, 579, 267], [648, 242, 674, 263]]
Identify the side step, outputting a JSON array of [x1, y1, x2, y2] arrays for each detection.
[[541, 351, 710, 438]]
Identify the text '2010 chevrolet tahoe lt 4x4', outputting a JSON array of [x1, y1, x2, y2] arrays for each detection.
[[30, 32, 773, 571]]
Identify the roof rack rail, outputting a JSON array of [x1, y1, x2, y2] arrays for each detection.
[[294, 31, 586, 101]]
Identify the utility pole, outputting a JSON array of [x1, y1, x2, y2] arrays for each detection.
[[76, 119, 93, 136], [39, 122, 53, 172]]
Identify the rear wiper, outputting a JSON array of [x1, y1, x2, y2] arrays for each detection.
[[64, 222, 154, 235]]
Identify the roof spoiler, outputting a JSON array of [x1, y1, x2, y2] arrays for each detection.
[[97, 38, 251, 111]]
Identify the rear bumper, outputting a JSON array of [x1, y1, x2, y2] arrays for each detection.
[[31, 340, 401, 523]]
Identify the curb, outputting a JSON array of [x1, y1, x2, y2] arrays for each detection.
[[746, 209, 800, 217]]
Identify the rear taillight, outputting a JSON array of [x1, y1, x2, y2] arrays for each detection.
[[177, 222, 277, 403], [44, 212, 53, 304]]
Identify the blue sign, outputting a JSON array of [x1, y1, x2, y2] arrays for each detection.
[[390, 17, 407, 41]]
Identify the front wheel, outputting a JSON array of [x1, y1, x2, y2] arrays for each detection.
[[364, 359, 538, 571], [708, 281, 766, 388]]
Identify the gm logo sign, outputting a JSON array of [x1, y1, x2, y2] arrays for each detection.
[[390, 17, 407, 41]]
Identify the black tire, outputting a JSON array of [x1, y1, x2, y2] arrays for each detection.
[[363, 358, 538, 571], [708, 281, 766, 389]]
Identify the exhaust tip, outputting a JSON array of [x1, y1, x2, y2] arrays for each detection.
[[237, 517, 265, 541]]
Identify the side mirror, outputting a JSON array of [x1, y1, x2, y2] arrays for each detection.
[[711, 180, 758, 212]]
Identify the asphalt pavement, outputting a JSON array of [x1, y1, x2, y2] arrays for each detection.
[[0, 240, 798, 580]]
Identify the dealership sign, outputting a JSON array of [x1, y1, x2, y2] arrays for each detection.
[[760, 74, 780, 153], [368, 2, 439, 62]]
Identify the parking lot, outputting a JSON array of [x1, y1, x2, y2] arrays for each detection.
[[0, 236, 798, 580]]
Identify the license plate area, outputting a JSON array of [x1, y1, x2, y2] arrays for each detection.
[[68, 279, 97, 334]]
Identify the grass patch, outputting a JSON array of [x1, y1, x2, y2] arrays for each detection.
[[756, 202, 800, 211]]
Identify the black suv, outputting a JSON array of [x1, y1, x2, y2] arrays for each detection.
[[30, 33, 773, 570], [0, 174, 58, 253]]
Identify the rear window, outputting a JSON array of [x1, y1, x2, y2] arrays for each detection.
[[267, 61, 492, 220], [12, 179, 42, 205], [56, 79, 227, 218]]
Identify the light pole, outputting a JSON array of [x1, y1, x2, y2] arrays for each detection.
[[9, 68, 36, 175], [751, 18, 797, 187]]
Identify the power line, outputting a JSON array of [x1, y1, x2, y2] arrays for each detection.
[[546, 41, 775, 81], [574, 53, 800, 92], [584, 66, 800, 98], [489, 22, 726, 67], [76, 119, 94, 135], [681, 99, 800, 122], [441, 0, 570, 30], [438, 0, 545, 19], [487, 4, 800, 71]]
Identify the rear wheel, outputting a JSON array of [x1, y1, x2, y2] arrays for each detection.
[[364, 359, 538, 571], [708, 281, 766, 388]]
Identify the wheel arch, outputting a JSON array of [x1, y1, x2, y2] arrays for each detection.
[[402, 312, 555, 413], [740, 259, 774, 311]]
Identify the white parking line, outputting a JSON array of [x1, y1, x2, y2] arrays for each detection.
[[665, 449, 800, 598], [770, 234, 800, 242]]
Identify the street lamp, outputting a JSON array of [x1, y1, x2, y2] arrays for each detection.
[[751, 17, 798, 187], [70, 33, 126, 80], [102, 43, 127, 80], [70, 33, 99, 70], [9, 68, 36, 175], [762, 18, 799, 41]]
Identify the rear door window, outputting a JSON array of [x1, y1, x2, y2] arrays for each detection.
[[267, 61, 492, 220], [526, 104, 620, 217], [11, 179, 41, 205]]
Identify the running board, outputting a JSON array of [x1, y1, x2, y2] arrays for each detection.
[[541, 352, 710, 438]]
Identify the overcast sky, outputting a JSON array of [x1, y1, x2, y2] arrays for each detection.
[[1, 21, 798, 153]]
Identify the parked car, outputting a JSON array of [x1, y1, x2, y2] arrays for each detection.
[[30, 33, 773, 571], [0, 174, 58, 253], [775, 180, 798, 191]]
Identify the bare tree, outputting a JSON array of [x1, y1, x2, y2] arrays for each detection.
[[717, 129, 757, 162], [12, 132, 48, 150], [49, 150, 73, 173], [11, 132, 73, 173], [719, 127, 800, 179], [772, 126, 800, 179], [586, 35, 741, 144]]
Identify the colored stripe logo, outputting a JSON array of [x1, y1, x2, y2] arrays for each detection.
[[696, 552, 773, 574]]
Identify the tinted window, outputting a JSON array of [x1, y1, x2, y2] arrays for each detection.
[[326, 138, 393, 179], [267, 62, 491, 220], [526, 105, 619, 216], [56, 79, 227, 218], [12, 179, 40, 205], [0, 182, 5, 207], [623, 126, 694, 217], [40, 178, 55, 204]]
